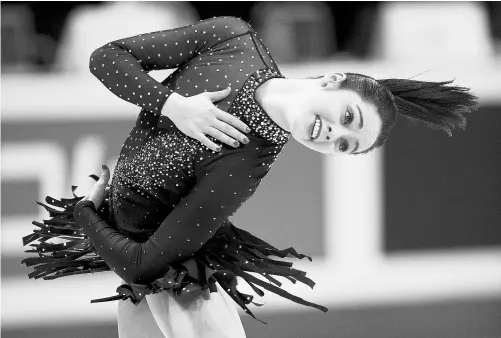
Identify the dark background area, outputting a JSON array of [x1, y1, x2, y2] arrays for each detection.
[[4, 1, 499, 68], [5, 1, 380, 67], [3, 2, 501, 69], [385, 105, 501, 252]]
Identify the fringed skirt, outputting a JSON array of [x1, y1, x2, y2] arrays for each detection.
[[21, 181, 328, 323]]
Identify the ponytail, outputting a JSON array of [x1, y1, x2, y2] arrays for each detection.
[[377, 78, 479, 137]]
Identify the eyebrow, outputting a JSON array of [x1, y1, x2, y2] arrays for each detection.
[[349, 105, 363, 154], [356, 104, 364, 130]]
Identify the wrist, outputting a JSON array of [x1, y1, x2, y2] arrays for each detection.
[[75, 199, 97, 213], [161, 92, 185, 118], [73, 199, 97, 228]]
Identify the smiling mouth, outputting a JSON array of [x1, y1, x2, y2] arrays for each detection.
[[309, 115, 322, 140]]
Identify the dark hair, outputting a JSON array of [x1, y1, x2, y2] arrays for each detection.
[[339, 73, 479, 155]]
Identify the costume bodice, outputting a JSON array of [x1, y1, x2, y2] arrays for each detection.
[[88, 17, 291, 246]]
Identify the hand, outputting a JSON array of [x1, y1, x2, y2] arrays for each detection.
[[81, 165, 111, 210], [161, 87, 251, 152]]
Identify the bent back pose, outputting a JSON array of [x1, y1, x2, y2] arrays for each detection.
[[23, 17, 477, 338]]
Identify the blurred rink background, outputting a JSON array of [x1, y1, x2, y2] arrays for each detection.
[[2, 1, 501, 337]]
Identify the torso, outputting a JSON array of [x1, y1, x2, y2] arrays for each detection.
[[108, 22, 290, 241]]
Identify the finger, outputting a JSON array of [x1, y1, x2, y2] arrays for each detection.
[[91, 166, 110, 195], [99, 165, 111, 185], [212, 119, 249, 144], [205, 127, 240, 148], [215, 110, 250, 133], [205, 86, 232, 102], [195, 133, 222, 152], [85, 167, 109, 207]]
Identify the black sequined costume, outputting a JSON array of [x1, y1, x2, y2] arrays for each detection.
[[22, 17, 328, 322]]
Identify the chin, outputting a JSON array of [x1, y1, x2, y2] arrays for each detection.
[[311, 147, 333, 155], [293, 137, 329, 154], [291, 130, 310, 147], [291, 121, 311, 143]]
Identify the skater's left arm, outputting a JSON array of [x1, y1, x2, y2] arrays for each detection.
[[75, 151, 266, 285]]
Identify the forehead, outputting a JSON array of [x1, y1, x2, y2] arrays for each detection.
[[356, 97, 382, 152]]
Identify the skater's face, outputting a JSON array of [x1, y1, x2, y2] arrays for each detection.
[[289, 73, 382, 155]]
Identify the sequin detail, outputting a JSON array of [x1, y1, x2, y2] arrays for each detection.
[[23, 16, 327, 324], [110, 68, 289, 218], [111, 131, 200, 206], [230, 68, 290, 145]]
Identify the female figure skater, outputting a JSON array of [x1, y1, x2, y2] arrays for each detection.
[[22, 17, 477, 337]]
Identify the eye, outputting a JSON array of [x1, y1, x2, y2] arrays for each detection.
[[338, 138, 349, 152], [343, 107, 355, 125]]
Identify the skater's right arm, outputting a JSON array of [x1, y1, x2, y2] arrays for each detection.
[[89, 16, 252, 150], [89, 16, 251, 116]]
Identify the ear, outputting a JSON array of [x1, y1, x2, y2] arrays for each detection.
[[320, 72, 346, 88]]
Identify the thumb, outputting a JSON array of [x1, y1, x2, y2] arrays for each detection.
[[206, 86, 232, 102], [100, 164, 111, 184]]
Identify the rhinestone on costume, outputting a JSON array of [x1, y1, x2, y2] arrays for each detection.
[[82, 19, 299, 314], [228, 68, 290, 145]]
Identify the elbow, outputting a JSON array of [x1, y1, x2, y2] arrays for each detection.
[[89, 47, 102, 75], [218, 16, 253, 35], [118, 272, 134, 285], [88, 43, 115, 76], [118, 268, 145, 285], [231, 17, 253, 34], [113, 246, 149, 285], [129, 269, 146, 285], [122, 257, 150, 285]]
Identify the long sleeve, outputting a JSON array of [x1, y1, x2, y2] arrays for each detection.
[[74, 151, 266, 285], [89, 16, 252, 115]]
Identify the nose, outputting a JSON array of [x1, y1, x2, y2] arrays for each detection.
[[324, 123, 351, 141], [325, 125, 332, 140]]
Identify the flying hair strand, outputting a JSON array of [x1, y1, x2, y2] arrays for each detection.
[[376, 78, 479, 137]]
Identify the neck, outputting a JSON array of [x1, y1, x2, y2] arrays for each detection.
[[255, 77, 317, 132]]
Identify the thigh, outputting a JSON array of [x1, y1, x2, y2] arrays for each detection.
[[117, 283, 166, 338], [146, 283, 246, 338]]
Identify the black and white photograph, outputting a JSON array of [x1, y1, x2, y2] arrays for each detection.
[[2, 1, 501, 337]]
